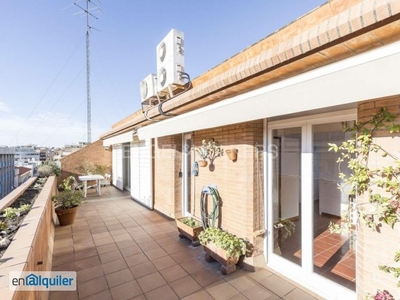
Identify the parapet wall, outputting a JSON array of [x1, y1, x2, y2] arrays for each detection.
[[0, 175, 57, 300]]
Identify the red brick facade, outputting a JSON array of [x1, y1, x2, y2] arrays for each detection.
[[100, 0, 400, 297], [356, 96, 400, 299], [60, 139, 112, 184], [153, 121, 265, 267]]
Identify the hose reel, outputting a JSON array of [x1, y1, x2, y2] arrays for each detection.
[[200, 185, 220, 229]]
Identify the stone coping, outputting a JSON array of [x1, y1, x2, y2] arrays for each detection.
[[0, 177, 37, 213], [0, 175, 57, 298]]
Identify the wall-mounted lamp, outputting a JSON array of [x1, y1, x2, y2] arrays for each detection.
[[103, 145, 110, 150], [226, 149, 238, 162]]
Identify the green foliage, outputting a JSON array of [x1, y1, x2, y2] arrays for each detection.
[[2, 207, 19, 219], [329, 107, 400, 294], [273, 219, 296, 239], [180, 217, 202, 228], [378, 249, 400, 288], [329, 107, 400, 231], [38, 161, 61, 177], [0, 220, 8, 231], [198, 227, 250, 258], [75, 161, 109, 176], [52, 176, 84, 209], [18, 204, 31, 214], [195, 139, 224, 162], [2, 204, 31, 220], [328, 209, 353, 234]]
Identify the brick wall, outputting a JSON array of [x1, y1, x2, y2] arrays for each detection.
[[60, 139, 112, 183], [153, 120, 264, 266], [191, 121, 264, 242], [357, 96, 400, 299], [153, 135, 182, 218]]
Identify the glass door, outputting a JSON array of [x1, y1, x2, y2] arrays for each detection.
[[182, 133, 192, 216], [271, 127, 302, 266], [312, 122, 356, 291], [267, 111, 356, 299]]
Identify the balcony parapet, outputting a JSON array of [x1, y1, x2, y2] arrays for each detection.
[[0, 175, 57, 300]]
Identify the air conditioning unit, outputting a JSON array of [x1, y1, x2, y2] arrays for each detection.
[[158, 61, 184, 90], [156, 29, 184, 92], [139, 74, 157, 103]]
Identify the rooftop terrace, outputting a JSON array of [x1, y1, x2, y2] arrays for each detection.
[[49, 187, 323, 300]]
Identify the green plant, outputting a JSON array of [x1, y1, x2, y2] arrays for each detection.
[[52, 176, 84, 209], [0, 221, 8, 231], [328, 107, 400, 294], [18, 204, 31, 214], [273, 219, 296, 239], [2, 207, 20, 219], [1, 203, 29, 219], [38, 160, 60, 177], [76, 161, 109, 176], [195, 139, 223, 163], [328, 107, 400, 231], [180, 217, 202, 228], [198, 227, 250, 258]]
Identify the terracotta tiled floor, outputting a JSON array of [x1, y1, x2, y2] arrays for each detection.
[[295, 230, 355, 278], [50, 187, 323, 300]]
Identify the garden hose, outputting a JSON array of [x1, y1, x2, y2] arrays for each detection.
[[200, 185, 220, 229]]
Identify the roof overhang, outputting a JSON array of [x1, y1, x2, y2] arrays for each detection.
[[138, 41, 400, 140], [103, 130, 134, 146]]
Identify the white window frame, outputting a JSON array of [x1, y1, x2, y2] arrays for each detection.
[[265, 109, 357, 300]]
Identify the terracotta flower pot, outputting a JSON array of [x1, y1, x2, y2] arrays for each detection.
[[55, 206, 79, 226], [226, 149, 238, 161], [198, 160, 208, 167]]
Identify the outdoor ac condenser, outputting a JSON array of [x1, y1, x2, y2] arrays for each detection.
[[156, 29, 185, 92], [140, 74, 157, 103]]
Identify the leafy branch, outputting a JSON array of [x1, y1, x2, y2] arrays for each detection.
[[328, 107, 400, 297]]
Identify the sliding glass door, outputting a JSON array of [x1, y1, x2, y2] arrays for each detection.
[[312, 123, 356, 291], [267, 111, 356, 299], [271, 127, 302, 266]]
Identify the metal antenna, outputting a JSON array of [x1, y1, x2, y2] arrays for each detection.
[[67, 0, 102, 144]]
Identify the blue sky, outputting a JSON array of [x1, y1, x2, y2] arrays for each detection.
[[0, 0, 326, 147]]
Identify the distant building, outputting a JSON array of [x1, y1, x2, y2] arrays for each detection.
[[14, 145, 40, 163], [61, 142, 88, 158], [15, 166, 32, 186], [0, 146, 15, 199], [39, 150, 47, 162]]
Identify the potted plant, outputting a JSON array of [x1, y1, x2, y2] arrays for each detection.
[[198, 227, 253, 274], [176, 217, 203, 246], [195, 139, 224, 167], [52, 176, 84, 226], [273, 218, 296, 254]]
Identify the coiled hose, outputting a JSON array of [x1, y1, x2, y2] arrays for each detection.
[[200, 185, 220, 229]]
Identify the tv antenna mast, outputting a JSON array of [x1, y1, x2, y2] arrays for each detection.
[[65, 0, 102, 144]]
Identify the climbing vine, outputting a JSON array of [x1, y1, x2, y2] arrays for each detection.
[[328, 107, 400, 298]]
